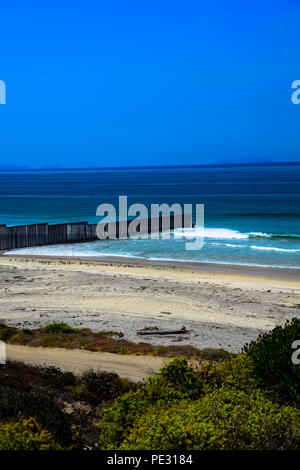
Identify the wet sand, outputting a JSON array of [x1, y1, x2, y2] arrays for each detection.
[[0, 254, 299, 352]]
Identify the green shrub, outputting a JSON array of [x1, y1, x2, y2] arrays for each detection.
[[120, 387, 300, 450], [117, 346, 127, 354], [0, 417, 62, 450], [99, 379, 182, 449], [196, 354, 256, 395], [99, 358, 203, 449], [0, 324, 17, 341], [22, 328, 33, 335], [216, 354, 256, 389], [41, 322, 78, 334], [243, 318, 300, 401], [99, 354, 300, 450], [158, 357, 202, 398]]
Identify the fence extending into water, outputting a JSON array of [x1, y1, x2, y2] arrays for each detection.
[[0, 214, 192, 252]]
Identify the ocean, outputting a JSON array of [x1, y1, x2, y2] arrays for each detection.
[[0, 163, 300, 269]]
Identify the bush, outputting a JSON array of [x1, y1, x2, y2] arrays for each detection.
[[78, 370, 132, 406], [119, 387, 300, 450], [40, 336, 67, 348], [99, 358, 203, 449], [99, 379, 183, 449], [0, 323, 17, 341], [39, 366, 76, 387], [192, 353, 257, 397], [41, 322, 78, 334], [0, 372, 73, 445], [158, 358, 202, 398], [0, 417, 62, 450], [197, 348, 232, 362], [22, 328, 33, 335], [243, 318, 300, 401], [99, 354, 300, 450]]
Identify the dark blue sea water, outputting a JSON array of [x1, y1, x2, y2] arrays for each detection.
[[0, 164, 300, 268]]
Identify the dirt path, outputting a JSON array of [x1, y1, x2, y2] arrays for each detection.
[[6, 344, 169, 382]]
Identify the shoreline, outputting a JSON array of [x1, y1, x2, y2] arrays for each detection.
[[1, 253, 300, 281]]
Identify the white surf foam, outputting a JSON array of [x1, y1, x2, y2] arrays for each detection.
[[174, 227, 249, 240], [250, 245, 300, 253]]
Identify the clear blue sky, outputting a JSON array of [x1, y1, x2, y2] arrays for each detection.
[[0, 0, 300, 168]]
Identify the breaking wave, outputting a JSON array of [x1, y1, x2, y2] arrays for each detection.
[[175, 227, 300, 241]]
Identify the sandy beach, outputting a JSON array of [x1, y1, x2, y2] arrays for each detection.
[[0, 254, 299, 353]]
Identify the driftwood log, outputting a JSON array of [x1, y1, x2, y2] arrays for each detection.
[[137, 326, 187, 336]]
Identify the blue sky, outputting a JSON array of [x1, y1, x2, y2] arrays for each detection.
[[0, 0, 300, 168]]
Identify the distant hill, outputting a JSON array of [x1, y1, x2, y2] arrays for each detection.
[[0, 165, 31, 170], [0, 161, 299, 172]]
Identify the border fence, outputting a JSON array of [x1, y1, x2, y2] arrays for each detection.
[[0, 214, 192, 252]]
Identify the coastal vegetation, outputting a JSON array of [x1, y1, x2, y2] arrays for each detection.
[[0, 321, 229, 360], [243, 318, 300, 401], [0, 360, 136, 449], [0, 319, 299, 450], [0, 418, 62, 450], [99, 352, 300, 450]]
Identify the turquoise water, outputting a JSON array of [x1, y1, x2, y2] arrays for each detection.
[[1, 164, 300, 268]]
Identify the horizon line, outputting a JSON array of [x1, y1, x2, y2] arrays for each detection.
[[0, 161, 300, 172]]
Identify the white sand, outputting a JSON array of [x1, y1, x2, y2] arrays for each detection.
[[0, 255, 299, 352]]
